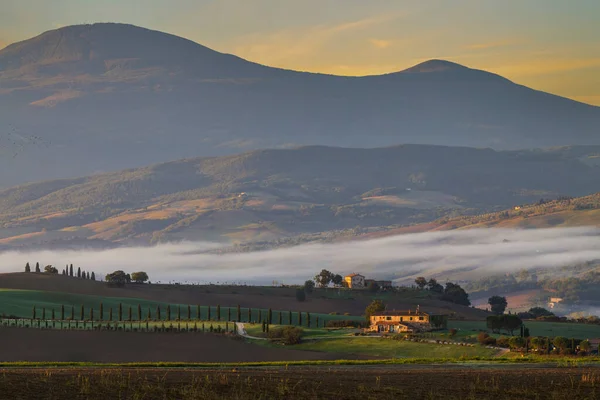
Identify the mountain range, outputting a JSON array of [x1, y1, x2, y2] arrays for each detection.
[[1, 23, 600, 187], [0, 144, 599, 250]]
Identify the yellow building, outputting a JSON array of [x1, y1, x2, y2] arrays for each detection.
[[344, 273, 365, 289], [369, 309, 448, 333]]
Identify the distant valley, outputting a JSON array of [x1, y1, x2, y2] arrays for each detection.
[[0, 144, 599, 251]]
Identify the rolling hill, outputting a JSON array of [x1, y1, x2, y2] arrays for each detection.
[[1, 23, 600, 187], [0, 144, 599, 250]]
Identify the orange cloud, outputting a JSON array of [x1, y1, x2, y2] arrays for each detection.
[[370, 39, 392, 49]]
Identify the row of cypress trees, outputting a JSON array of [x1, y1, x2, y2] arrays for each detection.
[[28, 304, 318, 326], [24, 262, 96, 280]]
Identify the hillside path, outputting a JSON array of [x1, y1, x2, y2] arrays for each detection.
[[236, 322, 268, 340]]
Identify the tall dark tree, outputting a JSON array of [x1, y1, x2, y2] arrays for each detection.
[[187, 305, 191, 320], [71, 305, 74, 320], [32, 306, 36, 319], [268, 308, 273, 325], [90, 307, 94, 321], [227, 307, 231, 322], [80, 304, 84, 320], [91, 272, 96, 281], [86, 271, 90, 280], [166, 305, 171, 321], [35, 262, 40, 273], [415, 277, 428, 289], [365, 299, 386, 323], [488, 296, 508, 315], [278, 311, 282, 325], [207, 306, 211, 321], [314, 269, 333, 287], [99, 303, 104, 321], [148, 307, 152, 321], [25, 262, 31, 273], [177, 306, 181, 321], [51, 309, 55, 320], [196, 305, 200, 320], [427, 278, 444, 293], [307, 312, 311, 328], [332, 274, 343, 287], [137, 304, 142, 321], [109, 308, 113, 321], [237, 305, 241, 322], [61, 305, 65, 320], [289, 310, 292, 325], [62, 269, 65, 275], [298, 311, 302, 326], [70, 264, 73, 277], [442, 282, 471, 306], [118, 303, 123, 321], [42, 308, 46, 320], [128, 306, 132, 321], [81, 270, 85, 279], [217, 305, 221, 321], [77, 267, 81, 278], [248, 308, 251, 323]]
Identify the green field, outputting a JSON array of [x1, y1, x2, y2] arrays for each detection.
[[244, 324, 359, 338], [254, 337, 499, 358], [449, 320, 600, 340], [0, 289, 363, 326]]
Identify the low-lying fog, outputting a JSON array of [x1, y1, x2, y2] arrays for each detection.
[[0, 227, 599, 285]]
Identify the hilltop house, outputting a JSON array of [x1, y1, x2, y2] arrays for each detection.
[[344, 273, 365, 289], [368, 308, 448, 333], [365, 279, 393, 289]]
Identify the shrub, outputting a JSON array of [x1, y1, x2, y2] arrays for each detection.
[[496, 337, 510, 348], [326, 320, 364, 328], [268, 326, 304, 345]]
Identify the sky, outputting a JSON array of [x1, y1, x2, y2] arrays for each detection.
[[0, 0, 599, 105]]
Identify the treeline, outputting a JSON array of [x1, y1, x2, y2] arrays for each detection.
[[24, 262, 96, 281], [4, 303, 329, 329], [478, 332, 593, 355]]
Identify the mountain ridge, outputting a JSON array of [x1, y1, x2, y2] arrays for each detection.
[[1, 23, 599, 188]]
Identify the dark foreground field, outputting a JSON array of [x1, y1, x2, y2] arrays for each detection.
[[0, 366, 598, 399], [0, 328, 361, 363]]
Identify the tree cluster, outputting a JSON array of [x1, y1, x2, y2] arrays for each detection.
[[313, 269, 343, 288], [414, 277, 470, 306], [105, 270, 149, 287], [24, 262, 96, 281], [486, 314, 523, 335]]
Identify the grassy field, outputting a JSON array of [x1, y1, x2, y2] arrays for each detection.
[[0, 289, 363, 326], [449, 320, 600, 340], [244, 323, 358, 338], [254, 337, 499, 359]]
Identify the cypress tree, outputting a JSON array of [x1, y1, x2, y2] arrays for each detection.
[[32, 306, 36, 319], [157, 305, 161, 320], [237, 305, 241, 322], [91, 272, 95, 281], [86, 271, 90, 280], [289, 310, 292, 325], [258, 310, 262, 324], [70, 264, 73, 277], [42, 308, 46, 320], [90, 307, 94, 321], [248, 308, 251, 323], [61, 305, 65, 320], [128, 306, 132, 321], [177, 306, 181, 321], [268, 308, 272, 325], [166, 305, 171, 321], [99, 303, 104, 321], [52, 309, 55, 320], [66, 264, 69, 275], [77, 267, 81, 278], [71, 305, 74, 320], [316, 316, 319, 328], [217, 305, 221, 321], [227, 307, 231, 322], [118, 303, 123, 321], [207, 306, 211, 321], [187, 305, 191, 320], [81, 271, 85, 279], [109, 308, 113, 321], [262, 321, 266, 333], [148, 307, 152, 321], [307, 312, 311, 328], [137, 304, 142, 321], [298, 311, 302, 326], [25, 262, 31, 272], [62, 269, 65, 275], [35, 262, 40, 273], [278, 311, 282, 325]]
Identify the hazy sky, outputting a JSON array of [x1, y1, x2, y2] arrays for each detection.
[[1, 0, 599, 105]]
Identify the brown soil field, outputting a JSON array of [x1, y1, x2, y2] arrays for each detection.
[[0, 328, 365, 363], [0, 273, 489, 319], [0, 365, 599, 399]]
